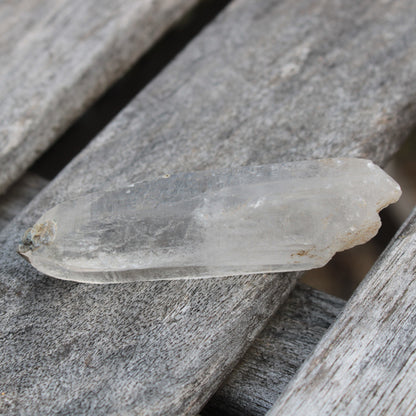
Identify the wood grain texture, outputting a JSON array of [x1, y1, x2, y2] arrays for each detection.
[[203, 284, 345, 416], [0, 173, 47, 231], [0, 173, 345, 415], [0, 176, 344, 415], [269, 207, 416, 416], [0, 0, 200, 194], [1, 0, 416, 414]]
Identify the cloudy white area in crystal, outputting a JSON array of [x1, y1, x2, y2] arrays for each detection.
[[18, 158, 401, 283]]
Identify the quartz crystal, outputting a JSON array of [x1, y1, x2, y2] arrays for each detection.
[[18, 158, 401, 283]]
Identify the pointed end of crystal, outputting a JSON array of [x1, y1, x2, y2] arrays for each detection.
[[366, 159, 402, 211], [17, 220, 57, 264], [377, 178, 402, 212], [331, 161, 402, 253], [17, 248, 30, 263]]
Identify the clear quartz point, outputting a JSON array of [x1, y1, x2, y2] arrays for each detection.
[[18, 158, 401, 283]]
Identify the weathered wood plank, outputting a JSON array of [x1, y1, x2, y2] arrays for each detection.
[[0, 172, 345, 416], [1, 0, 416, 415], [0, 0, 201, 194], [0, 173, 345, 416], [203, 284, 345, 416], [0, 173, 47, 231], [269, 207, 416, 416]]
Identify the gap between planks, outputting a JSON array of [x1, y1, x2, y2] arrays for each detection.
[[269, 207, 416, 416]]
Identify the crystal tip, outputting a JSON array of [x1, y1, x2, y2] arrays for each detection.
[[17, 220, 57, 259]]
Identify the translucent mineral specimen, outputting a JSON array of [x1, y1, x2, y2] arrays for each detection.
[[18, 158, 401, 283]]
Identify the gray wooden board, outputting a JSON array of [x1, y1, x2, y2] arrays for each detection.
[[269, 207, 416, 416], [1, 0, 416, 414], [203, 284, 345, 416], [0, 175, 344, 415], [0, 176, 345, 415], [0, 173, 47, 232], [0, 0, 201, 195]]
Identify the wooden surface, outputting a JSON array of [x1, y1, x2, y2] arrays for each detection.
[[0, 173, 47, 231], [269, 207, 416, 416], [0, 179, 345, 416], [204, 284, 345, 416], [0, 175, 345, 415], [0, 0, 200, 194], [1, 0, 416, 415]]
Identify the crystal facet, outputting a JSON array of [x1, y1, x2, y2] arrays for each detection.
[[18, 158, 401, 283]]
